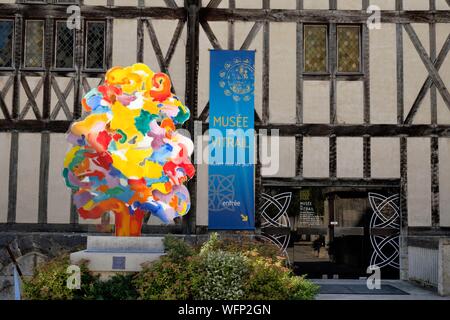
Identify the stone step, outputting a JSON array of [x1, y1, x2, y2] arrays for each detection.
[[86, 236, 164, 253]]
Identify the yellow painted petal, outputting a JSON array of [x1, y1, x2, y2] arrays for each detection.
[[125, 148, 153, 164], [111, 153, 144, 178], [143, 99, 159, 115], [143, 161, 163, 179], [64, 146, 81, 167], [71, 113, 109, 136], [110, 101, 140, 131], [152, 182, 168, 194], [83, 200, 95, 210]]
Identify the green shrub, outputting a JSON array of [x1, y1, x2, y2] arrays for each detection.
[[199, 232, 220, 255], [87, 273, 138, 300], [133, 255, 201, 300], [243, 253, 319, 300], [22, 253, 97, 300], [163, 234, 195, 263], [194, 250, 249, 300], [23, 234, 318, 300]]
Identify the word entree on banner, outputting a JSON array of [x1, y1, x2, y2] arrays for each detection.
[[208, 50, 256, 230]]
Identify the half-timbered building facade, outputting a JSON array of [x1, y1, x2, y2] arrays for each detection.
[[0, 0, 449, 295]]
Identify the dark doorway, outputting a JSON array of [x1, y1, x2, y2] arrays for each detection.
[[259, 186, 400, 280]]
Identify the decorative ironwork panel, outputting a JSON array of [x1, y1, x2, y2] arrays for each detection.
[[368, 193, 400, 270], [85, 21, 105, 70], [0, 20, 14, 68], [260, 192, 292, 263], [24, 20, 44, 68], [303, 25, 327, 73], [337, 25, 361, 73], [55, 21, 74, 69]]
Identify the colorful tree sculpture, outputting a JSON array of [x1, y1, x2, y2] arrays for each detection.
[[63, 64, 195, 236]]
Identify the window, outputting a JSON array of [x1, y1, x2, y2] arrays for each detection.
[[85, 21, 106, 70], [55, 21, 74, 69], [24, 20, 44, 68], [303, 24, 362, 74], [0, 20, 14, 68], [304, 25, 328, 73], [337, 25, 361, 73]]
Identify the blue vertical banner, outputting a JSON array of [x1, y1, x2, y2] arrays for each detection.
[[208, 50, 255, 230]]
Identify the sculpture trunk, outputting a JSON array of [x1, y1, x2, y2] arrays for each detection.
[[114, 208, 145, 237]]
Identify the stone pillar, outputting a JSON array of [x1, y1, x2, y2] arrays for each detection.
[[438, 238, 450, 296]]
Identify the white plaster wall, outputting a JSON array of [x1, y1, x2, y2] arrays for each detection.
[[261, 136, 296, 177], [143, 19, 187, 101], [0, 77, 12, 119], [235, 22, 263, 119], [198, 21, 228, 118], [303, 81, 330, 123], [84, 0, 107, 5], [47, 134, 71, 224], [369, 0, 395, 10], [51, 77, 75, 121], [371, 137, 400, 178], [15, 133, 41, 223], [112, 19, 137, 67], [303, 137, 329, 178], [0, 133, 10, 223], [195, 133, 210, 226], [370, 23, 397, 124], [337, 0, 362, 10], [404, 23, 431, 124], [271, 0, 296, 9], [235, 0, 261, 9], [337, 137, 363, 178], [303, 0, 329, 9], [20, 77, 43, 120], [439, 138, 450, 227], [436, 0, 450, 10], [407, 137, 432, 226], [436, 23, 450, 124], [115, 0, 138, 5], [403, 0, 431, 10], [336, 81, 364, 124], [269, 23, 296, 123], [196, 163, 209, 226]]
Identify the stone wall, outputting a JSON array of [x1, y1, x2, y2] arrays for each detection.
[[0, 232, 87, 300]]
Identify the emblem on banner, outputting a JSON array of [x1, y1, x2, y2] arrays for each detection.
[[219, 58, 255, 102]]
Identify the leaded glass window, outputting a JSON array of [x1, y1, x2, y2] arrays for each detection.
[[337, 25, 361, 73], [0, 20, 14, 68], [24, 20, 44, 68], [304, 25, 327, 73], [85, 21, 105, 70], [55, 21, 74, 69]]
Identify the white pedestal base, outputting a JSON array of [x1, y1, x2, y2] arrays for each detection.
[[70, 236, 165, 279]]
